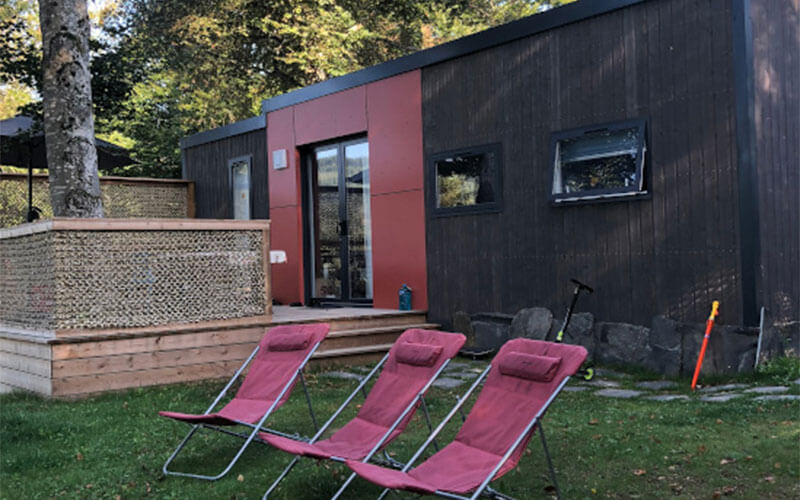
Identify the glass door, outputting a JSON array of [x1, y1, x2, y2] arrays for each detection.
[[308, 138, 372, 304]]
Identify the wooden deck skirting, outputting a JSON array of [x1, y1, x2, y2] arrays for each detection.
[[0, 308, 434, 397]]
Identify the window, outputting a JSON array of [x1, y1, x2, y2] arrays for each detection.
[[229, 156, 252, 219], [551, 120, 647, 203], [431, 143, 502, 216]]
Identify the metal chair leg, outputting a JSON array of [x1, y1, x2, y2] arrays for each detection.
[[538, 423, 561, 500], [263, 456, 300, 499]]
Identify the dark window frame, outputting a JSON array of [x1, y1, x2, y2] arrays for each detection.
[[550, 118, 648, 205], [228, 154, 253, 219], [429, 142, 504, 217]]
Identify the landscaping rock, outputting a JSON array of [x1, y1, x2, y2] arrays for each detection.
[[510, 307, 553, 340], [595, 389, 642, 399], [754, 395, 800, 401], [743, 386, 789, 394], [648, 316, 681, 377], [471, 313, 513, 352], [699, 393, 741, 403], [433, 377, 466, 389], [646, 395, 689, 402], [595, 322, 651, 367], [680, 322, 758, 376], [453, 311, 476, 347], [636, 381, 678, 390]]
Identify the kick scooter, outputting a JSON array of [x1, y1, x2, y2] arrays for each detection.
[[554, 278, 595, 380]]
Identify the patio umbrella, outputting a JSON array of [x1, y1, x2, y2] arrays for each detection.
[[0, 115, 136, 221]]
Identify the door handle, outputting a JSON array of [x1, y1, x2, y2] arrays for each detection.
[[338, 220, 347, 236]]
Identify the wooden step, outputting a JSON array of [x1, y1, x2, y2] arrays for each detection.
[[311, 343, 395, 368], [318, 323, 440, 351], [324, 312, 428, 332]]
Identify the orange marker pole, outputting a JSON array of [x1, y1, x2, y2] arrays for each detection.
[[691, 301, 720, 390]]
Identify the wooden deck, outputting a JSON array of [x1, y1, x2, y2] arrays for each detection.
[[0, 307, 438, 397]]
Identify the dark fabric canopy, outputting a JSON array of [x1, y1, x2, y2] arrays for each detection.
[[0, 115, 135, 171]]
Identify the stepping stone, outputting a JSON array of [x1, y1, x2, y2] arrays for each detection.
[[321, 371, 363, 381], [794, 378, 800, 386], [754, 395, 800, 401], [594, 369, 627, 379], [699, 393, 741, 403], [645, 395, 689, 402], [698, 384, 749, 393], [444, 362, 471, 371], [744, 386, 789, 394], [636, 381, 678, 390], [584, 380, 621, 388], [595, 389, 642, 399], [563, 386, 589, 392], [433, 377, 466, 389], [447, 371, 479, 380]]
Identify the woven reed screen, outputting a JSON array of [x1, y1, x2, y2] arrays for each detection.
[[0, 174, 193, 227], [0, 219, 270, 332]]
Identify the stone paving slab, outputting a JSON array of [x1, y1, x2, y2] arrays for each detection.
[[320, 371, 364, 381], [444, 362, 472, 371], [447, 371, 479, 379], [595, 389, 642, 398], [645, 394, 689, 402], [743, 386, 789, 394], [583, 380, 622, 388], [754, 395, 800, 401], [563, 386, 589, 392], [698, 384, 750, 393], [636, 381, 678, 390], [433, 377, 466, 389], [794, 378, 800, 386], [699, 393, 741, 403]]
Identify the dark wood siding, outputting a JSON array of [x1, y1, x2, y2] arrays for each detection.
[[751, 0, 800, 323], [183, 129, 268, 219], [422, 0, 742, 327]]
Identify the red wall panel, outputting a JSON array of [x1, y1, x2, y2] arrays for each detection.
[[370, 190, 428, 309], [294, 87, 368, 146], [268, 205, 304, 304], [267, 107, 300, 209], [367, 71, 425, 196]]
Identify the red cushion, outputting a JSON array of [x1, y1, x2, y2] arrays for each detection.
[[395, 342, 443, 366], [268, 331, 312, 351], [498, 352, 561, 382]]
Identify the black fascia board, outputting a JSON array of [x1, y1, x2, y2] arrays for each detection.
[[179, 114, 266, 150], [261, 0, 647, 114]]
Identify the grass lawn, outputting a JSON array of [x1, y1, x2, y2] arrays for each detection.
[[1, 359, 798, 500]]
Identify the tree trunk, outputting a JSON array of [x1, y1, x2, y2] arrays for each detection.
[[38, 0, 103, 217]]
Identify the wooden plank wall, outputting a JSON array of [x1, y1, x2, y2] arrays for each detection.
[[751, 0, 800, 323], [183, 129, 268, 219], [0, 338, 52, 395], [422, 0, 742, 327]]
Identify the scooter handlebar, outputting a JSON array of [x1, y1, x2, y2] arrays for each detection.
[[570, 278, 594, 293]]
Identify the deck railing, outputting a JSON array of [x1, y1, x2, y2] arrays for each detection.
[[0, 218, 271, 336]]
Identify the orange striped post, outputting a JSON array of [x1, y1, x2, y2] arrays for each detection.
[[691, 301, 720, 390]]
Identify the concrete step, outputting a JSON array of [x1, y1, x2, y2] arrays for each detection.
[[319, 323, 440, 351]]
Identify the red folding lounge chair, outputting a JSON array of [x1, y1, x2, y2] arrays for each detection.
[[342, 338, 587, 500], [159, 323, 330, 481], [261, 328, 466, 498]]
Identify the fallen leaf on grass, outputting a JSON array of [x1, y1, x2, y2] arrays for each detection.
[[115, 496, 121, 500], [85, 484, 93, 489], [774, 462, 781, 469], [720, 457, 736, 465], [589, 418, 599, 425], [592, 434, 602, 440], [763, 476, 775, 483], [633, 469, 647, 476], [715, 418, 723, 424], [76, 452, 84, 461], [237, 474, 244, 482], [722, 486, 736, 495]]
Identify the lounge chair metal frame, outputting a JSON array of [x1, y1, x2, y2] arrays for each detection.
[[162, 342, 322, 481], [263, 351, 453, 499], [340, 364, 571, 500]]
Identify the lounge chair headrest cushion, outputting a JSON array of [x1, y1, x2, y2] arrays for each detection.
[[268, 331, 312, 352], [395, 341, 443, 367], [498, 352, 561, 382]]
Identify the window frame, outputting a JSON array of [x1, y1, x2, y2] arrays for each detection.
[[228, 154, 253, 220], [549, 118, 648, 205], [429, 142, 504, 217]]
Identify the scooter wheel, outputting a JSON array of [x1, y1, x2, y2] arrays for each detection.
[[583, 368, 595, 381]]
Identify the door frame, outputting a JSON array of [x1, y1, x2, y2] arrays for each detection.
[[301, 135, 372, 307]]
